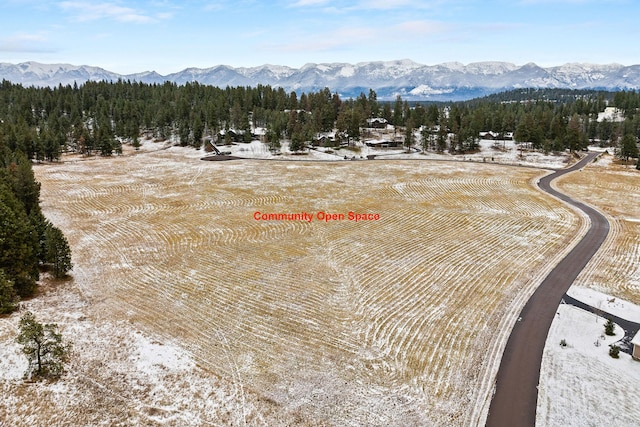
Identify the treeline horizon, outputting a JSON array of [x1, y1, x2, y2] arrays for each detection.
[[1, 79, 638, 161]]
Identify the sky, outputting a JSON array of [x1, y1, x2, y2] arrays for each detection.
[[1, 0, 639, 75]]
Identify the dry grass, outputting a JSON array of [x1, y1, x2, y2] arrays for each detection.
[[555, 153, 640, 305], [15, 147, 588, 426]]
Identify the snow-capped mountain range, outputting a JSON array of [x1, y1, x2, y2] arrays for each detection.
[[2, 60, 640, 101]]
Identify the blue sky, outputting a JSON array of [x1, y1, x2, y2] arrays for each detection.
[[1, 0, 638, 74]]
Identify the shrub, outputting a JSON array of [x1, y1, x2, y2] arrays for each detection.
[[604, 318, 615, 336], [609, 345, 620, 359]]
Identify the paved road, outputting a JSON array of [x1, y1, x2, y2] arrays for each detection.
[[486, 151, 609, 427], [561, 293, 640, 355]]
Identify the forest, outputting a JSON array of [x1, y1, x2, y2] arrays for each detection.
[[0, 149, 72, 313], [1, 80, 639, 314], [0, 80, 639, 161]]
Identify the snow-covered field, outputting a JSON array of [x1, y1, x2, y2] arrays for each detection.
[[203, 137, 572, 170], [16, 284, 638, 427], [537, 300, 640, 427], [0, 279, 286, 426], [2, 141, 636, 426]]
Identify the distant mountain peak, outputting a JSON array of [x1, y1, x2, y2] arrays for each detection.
[[1, 60, 639, 101]]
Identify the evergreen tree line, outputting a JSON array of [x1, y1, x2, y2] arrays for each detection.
[[455, 89, 640, 156], [0, 79, 349, 158], [373, 89, 639, 156], [1, 79, 639, 160], [0, 150, 72, 314]]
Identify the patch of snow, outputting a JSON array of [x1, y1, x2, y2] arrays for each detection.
[[409, 85, 454, 96], [133, 332, 195, 376], [0, 326, 28, 381], [338, 65, 355, 78], [538, 304, 640, 426], [567, 286, 640, 322], [201, 137, 572, 169], [0, 281, 276, 426], [597, 107, 624, 123]]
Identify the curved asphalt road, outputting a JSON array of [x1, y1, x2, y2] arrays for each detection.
[[486, 151, 609, 427], [562, 293, 640, 356]]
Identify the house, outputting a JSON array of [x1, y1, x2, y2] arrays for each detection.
[[479, 131, 499, 140], [313, 132, 338, 147], [218, 129, 247, 143], [632, 330, 640, 361], [367, 118, 388, 129], [479, 131, 513, 140], [365, 139, 400, 148]]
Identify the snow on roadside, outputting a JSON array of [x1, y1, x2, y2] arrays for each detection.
[[537, 303, 640, 426], [567, 286, 640, 323]]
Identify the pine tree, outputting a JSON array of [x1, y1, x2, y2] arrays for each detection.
[[604, 318, 615, 336], [289, 132, 304, 152], [421, 126, 433, 152], [609, 344, 620, 359], [16, 311, 70, 379], [193, 116, 204, 147], [45, 222, 73, 278], [565, 114, 585, 152], [393, 95, 404, 127], [404, 120, 415, 150], [0, 182, 39, 297], [0, 269, 19, 314], [619, 134, 638, 161]]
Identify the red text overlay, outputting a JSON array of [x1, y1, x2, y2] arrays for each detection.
[[253, 211, 380, 223]]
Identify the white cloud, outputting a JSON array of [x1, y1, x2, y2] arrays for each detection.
[[203, 2, 227, 11], [358, 0, 415, 9], [289, 0, 331, 6], [393, 20, 449, 35], [58, 1, 160, 23], [287, 0, 447, 13], [0, 33, 54, 53], [518, 0, 616, 4], [260, 19, 450, 56], [265, 25, 378, 53]]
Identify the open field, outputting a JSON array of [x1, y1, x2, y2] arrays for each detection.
[[555, 153, 640, 305], [535, 153, 640, 426], [3, 146, 588, 426]]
